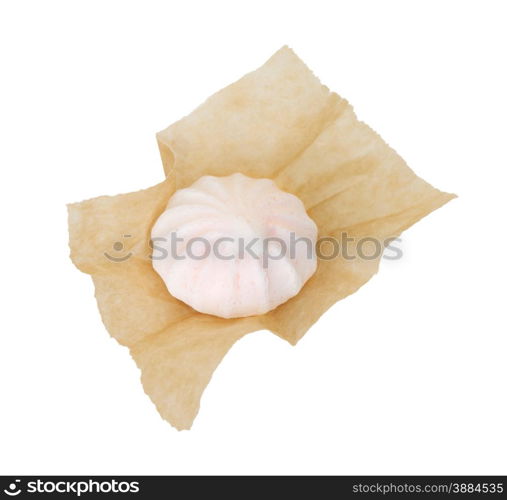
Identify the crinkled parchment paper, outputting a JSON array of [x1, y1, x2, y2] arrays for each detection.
[[68, 47, 455, 430]]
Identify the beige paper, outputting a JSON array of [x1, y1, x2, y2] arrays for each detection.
[[68, 47, 455, 429]]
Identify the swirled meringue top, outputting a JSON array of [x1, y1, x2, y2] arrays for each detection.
[[151, 173, 317, 318]]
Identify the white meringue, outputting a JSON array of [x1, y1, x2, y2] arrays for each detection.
[[151, 173, 317, 318]]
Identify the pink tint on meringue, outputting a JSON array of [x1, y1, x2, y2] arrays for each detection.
[[151, 173, 317, 318]]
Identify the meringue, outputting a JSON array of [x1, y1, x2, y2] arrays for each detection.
[[151, 173, 318, 318]]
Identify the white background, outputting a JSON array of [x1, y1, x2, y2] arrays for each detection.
[[1, 0, 506, 475]]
